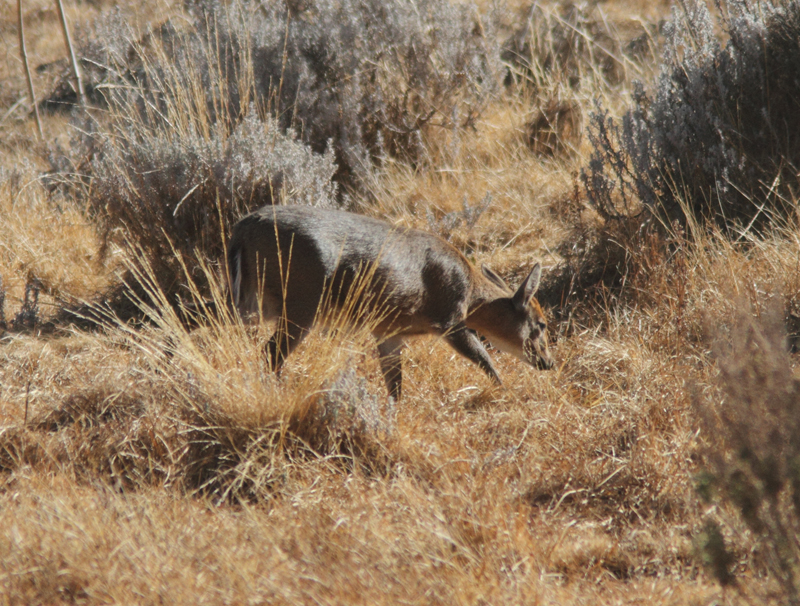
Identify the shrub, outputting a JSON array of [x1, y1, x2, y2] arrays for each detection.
[[86, 111, 336, 295], [584, 0, 800, 232], [46, 6, 338, 308], [696, 303, 800, 601], [50, 0, 501, 189], [274, 0, 501, 183]]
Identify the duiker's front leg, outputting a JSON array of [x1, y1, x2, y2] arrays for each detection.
[[444, 325, 501, 385], [377, 336, 405, 400]]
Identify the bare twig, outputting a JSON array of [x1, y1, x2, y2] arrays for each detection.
[[0, 96, 26, 127], [55, 0, 84, 104], [17, 0, 44, 140], [24, 378, 31, 426]]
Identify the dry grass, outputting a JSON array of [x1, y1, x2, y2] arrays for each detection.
[[1, 0, 797, 603]]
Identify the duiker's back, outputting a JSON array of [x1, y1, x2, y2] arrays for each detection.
[[229, 205, 474, 331]]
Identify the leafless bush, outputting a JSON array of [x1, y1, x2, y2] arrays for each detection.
[[47, 108, 337, 319], [278, 0, 501, 183], [179, 369, 396, 500], [40, 8, 163, 112], [584, 0, 800, 233], [696, 303, 800, 601], [92, 111, 335, 293], [45, 7, 339, 306]]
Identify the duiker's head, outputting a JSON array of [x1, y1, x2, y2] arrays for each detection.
[[477, 264, 554, 371]]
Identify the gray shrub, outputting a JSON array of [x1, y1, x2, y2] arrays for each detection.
[[52, 0, 501, 189], [88, 112, 337, 266], [584, 0, 800, 233]]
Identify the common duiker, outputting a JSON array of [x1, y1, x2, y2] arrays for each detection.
[[228, 205, 554, 399]]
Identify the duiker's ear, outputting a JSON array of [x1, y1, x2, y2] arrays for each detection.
[[482, 265, 510, 291], [513, 263, 542, 309]]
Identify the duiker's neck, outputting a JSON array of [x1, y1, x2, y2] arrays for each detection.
[[465, 273, 509, 325]]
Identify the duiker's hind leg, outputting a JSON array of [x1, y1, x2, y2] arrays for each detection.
[[266, 318, 310, 372], [377, 336, 405, 400], [444, 325, 501, 385]]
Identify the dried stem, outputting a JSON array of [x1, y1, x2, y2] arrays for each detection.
[[17, 0, 43, 140], [55, 0, 84, 104]]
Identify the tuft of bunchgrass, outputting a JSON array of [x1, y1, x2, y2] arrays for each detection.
[[68, 244, 396, 499], [0, 169, 114, 328]]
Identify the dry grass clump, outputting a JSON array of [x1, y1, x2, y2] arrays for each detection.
[[1, 255, 401, 501], [0, 170, 113, 330], [46, 12, 339, 306], [502, 0, 662, 91], [0, 333, 395, 501]]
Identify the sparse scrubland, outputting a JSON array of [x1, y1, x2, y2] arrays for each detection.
[[2, 0, 800, 603]]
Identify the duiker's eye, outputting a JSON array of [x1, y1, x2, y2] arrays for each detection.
[[538, 321, 547, 331]]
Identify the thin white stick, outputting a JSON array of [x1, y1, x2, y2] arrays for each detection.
[[55, 0, 84, 103], [18, 0, 44, 139]]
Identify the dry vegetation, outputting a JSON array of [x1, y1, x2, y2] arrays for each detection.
[[2, 0, 800, 603]]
